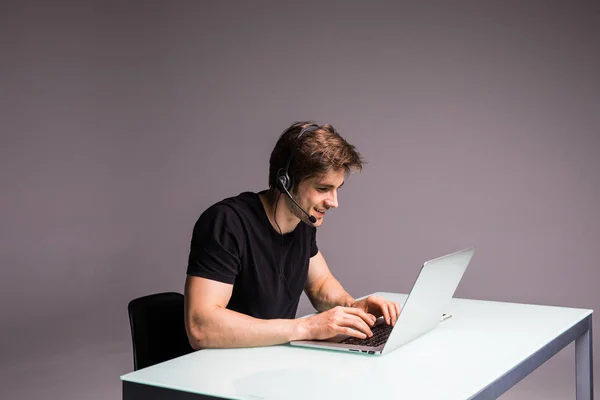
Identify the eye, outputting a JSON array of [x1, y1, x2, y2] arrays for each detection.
[[317, 187, 329, 193]]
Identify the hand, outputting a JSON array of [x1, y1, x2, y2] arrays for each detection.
[[299, 306, 377, 341], [352, 296, 401, 326]]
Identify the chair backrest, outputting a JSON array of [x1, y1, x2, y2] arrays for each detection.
[[127, 292, 194, 370]]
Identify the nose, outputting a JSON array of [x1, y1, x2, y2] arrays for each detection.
[[325, 190, 339, 209]]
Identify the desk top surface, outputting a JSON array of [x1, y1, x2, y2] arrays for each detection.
[[121, 293, 592, 400]]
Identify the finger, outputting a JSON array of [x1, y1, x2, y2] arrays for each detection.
[[381, 303, 390, 325], [395, 302, 401, 319], [348, 314, 374, 337], [388, 302, 398, 326], [342, 306, 376, 325], [342, 314, 374, 337], [339, 326, 367, 339]]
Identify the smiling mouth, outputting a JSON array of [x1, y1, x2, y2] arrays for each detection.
[[314, 208, 326, 216]]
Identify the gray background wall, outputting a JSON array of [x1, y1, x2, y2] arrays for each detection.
[[1, 1, 598, 399]]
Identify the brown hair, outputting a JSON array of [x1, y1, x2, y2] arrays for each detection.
[[268, 121, 365, 190]]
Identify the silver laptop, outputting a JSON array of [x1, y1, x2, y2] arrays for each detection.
[[289, 247, 475, 356]]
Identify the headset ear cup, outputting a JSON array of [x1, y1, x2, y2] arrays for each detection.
[[276, 171, 288, 193]]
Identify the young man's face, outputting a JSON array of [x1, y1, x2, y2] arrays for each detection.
[[290, 169, 345, 227]]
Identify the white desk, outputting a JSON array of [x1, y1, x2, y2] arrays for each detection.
[[121, 292, 594, 399]]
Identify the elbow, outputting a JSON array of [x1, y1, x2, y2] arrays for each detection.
[[189, 338, 204, 351], [187, 323, 211, 350], [185, 305, 225, 349]]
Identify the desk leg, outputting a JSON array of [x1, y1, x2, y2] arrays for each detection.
[[575, 314, 593, 400]]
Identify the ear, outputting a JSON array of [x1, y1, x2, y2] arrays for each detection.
[[276, 168, 289, 192]]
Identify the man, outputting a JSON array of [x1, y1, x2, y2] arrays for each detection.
[[184, 121, 400, 349]]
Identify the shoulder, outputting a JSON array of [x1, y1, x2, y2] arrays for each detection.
[[194, 191, 261, 231]]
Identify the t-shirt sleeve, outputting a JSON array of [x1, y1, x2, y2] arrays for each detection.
[[309, 226, 318, 257], [186, 204, 244, 284]]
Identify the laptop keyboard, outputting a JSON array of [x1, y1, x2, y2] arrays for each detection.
[[340, 323, 393, 347]]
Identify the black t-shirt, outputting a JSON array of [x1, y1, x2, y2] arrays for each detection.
[[186, 191, 318, 319]]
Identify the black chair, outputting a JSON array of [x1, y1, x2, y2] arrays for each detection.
[[127, 292, 194, 370]]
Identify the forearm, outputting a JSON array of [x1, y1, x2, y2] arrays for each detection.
[[307, 274, 355, 312], [187, 306, 307, 349]]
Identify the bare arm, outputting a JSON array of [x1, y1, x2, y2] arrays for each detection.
[[185, 273, 377, 349], [184, 275, 306, 349], [304, 251, 402, 326], [304, 251, 355, 312]]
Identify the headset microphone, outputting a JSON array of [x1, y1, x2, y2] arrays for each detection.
[[278, 176, 317, 224]]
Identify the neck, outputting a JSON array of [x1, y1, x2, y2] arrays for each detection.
[[260, 188, 300, 235]]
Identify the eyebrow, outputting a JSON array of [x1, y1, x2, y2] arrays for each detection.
[[316, 181, 345, 189]]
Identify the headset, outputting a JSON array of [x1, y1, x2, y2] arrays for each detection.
[[275, 123, 318, 224]]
